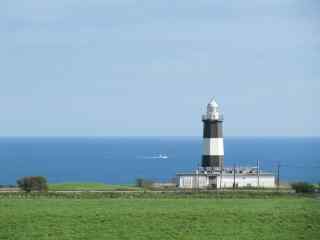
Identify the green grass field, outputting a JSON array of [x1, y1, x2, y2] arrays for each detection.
[[48, 182, 142, 191], [0, 197, 319, 240]]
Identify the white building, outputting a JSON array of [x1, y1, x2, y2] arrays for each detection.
[[177, 167, 276, 189]]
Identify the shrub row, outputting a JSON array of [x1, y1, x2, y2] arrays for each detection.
[[0, 190, 305, 200], [17, 176, 48, 192], [291, 182, 316, 193]]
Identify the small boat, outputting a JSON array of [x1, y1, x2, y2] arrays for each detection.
[[152, 154, 169, 159]]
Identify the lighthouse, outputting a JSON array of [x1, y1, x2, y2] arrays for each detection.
[[201, 98, 224, 169], [176, 98, 275, 189]]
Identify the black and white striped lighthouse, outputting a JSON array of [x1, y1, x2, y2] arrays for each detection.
[[201, 98, 224, 169]]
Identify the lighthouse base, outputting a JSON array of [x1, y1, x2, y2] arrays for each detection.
[[202, 155, 224, 168]]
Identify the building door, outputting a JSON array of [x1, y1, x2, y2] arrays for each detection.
[[209, 176, 217, 189]]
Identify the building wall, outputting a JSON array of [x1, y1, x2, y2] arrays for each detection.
[[178, 174, 275, 188], [217, 175, 275, 188], [178, 175, 208, 188]]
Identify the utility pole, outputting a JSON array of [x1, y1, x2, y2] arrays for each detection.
[[195, 164, 200, 191], [277, 163, 280, 191], [219, 168, 223, 190], [257, 160, 260, 188], [233, 164, 236, 190], [196, 169, 199, 191]]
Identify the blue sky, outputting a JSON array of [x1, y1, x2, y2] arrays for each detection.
[[0, 0, 319, 136]]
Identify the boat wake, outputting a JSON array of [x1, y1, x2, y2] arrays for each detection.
[[136, 154, 169, 160]]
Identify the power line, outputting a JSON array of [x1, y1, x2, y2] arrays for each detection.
[[277, 164, 320, 168]]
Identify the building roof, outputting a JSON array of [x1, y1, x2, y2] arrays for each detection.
[[176, 168, 275, 177]]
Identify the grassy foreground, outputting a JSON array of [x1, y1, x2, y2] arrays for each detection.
[[0, 197, 319, 240], [48, 182, 141, 191]]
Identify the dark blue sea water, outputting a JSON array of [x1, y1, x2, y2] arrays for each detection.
[[0, 137, 319, 185]]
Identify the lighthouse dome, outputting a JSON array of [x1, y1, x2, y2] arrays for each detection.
[[203, 98, 223, 121], [208, 98, 219, 108]]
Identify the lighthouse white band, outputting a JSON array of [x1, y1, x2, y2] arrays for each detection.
[[202, 138, 224, 156]]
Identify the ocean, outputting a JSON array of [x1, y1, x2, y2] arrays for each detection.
[[0, 137, 319, 185]]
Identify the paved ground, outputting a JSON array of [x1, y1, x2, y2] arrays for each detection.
[[0, 188, 295, 193]]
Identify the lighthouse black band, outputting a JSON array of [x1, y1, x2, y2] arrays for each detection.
[[202, 156, 224, 168], [203, 120, 223, 138]]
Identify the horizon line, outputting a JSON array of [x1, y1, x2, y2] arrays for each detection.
[[0, 135, 318, 138]]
